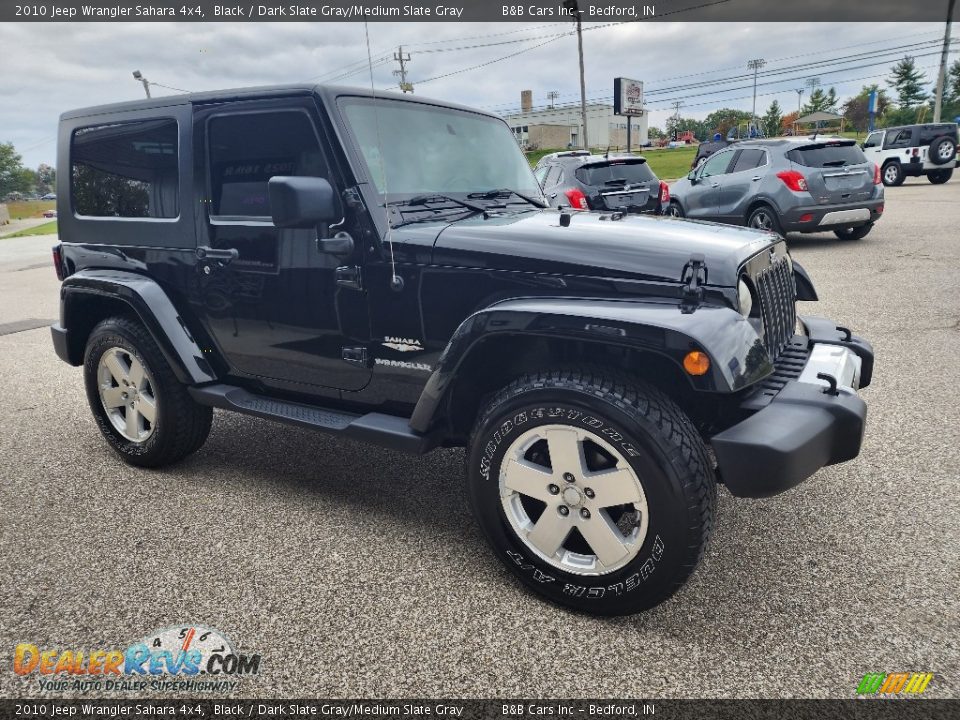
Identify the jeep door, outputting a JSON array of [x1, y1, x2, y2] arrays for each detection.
[[716, 148, 768, 222], [684, 148, 734, 220], [191, 96, 372, 393], [862, 130, 884, 164]]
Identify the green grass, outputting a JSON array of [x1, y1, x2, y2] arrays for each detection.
[[4, 200, 55, 220], [526, 145, 698, 181], [3, 220, 58, 238]]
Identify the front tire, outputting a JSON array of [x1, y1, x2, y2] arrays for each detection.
[[83, 316, 212, 468], [467, 369, 716, 616], [666, 201, 685, 218], [834, 223, 874, 241], [928, 169, 953, 184], [882, 162, 904, 186]]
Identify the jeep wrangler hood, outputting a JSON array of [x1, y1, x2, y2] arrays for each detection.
[[430, 209, 776, 287]]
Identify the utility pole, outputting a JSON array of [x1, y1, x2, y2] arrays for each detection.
[[747, 58, 766, 131], [547, 90, 559, 109], [670, 100, 683, 140], [932, 0, 956, 122], [132, 70, 151, 98], [564, 0, 589, 150], [393, 46, 413, 93], [795, 87, 804, 115]]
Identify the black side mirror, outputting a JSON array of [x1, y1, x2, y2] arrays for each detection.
[[687, 170, 698, 183], [268, 176, 340, 228]]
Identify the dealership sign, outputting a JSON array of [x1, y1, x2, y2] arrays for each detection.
[[614, 77, 644, 116]]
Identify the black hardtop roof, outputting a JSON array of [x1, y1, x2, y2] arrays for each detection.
[[880, 122, 958, 132], [59, 83, 495, 121]]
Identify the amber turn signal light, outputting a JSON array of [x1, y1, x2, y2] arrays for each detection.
[[683, 351, 710, 376]]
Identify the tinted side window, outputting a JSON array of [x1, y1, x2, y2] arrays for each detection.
[[72, 119, 178, 218], [730, 149, 766, 173], [544, 165, 563, 187], [864, 132, 884, 148], [208, 111, 327, 218], [885, 129, 913, 149], [918, 125, 957, 145], [533, 166, 548, 185]]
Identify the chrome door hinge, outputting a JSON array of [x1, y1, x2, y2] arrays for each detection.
[[335, 265, 362, 290], [342, 346, 369, 367]]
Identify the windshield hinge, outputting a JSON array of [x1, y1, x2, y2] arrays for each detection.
[[343, 186, 366, 211], [335, 265, 363, 290], [680, 253, 708, 313]]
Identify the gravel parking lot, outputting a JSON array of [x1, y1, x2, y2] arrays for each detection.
[[1, 177, 957, 699]]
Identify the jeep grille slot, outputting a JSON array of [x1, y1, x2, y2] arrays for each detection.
[[754, 256, 797, 359]]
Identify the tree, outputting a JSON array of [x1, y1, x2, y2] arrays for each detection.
[[802, 87, 838, 115], [35, 163, 56, 195], [761, 100, 783, 137], [0, 142, 31, 198], [887, 56, 928, 108], [703, 108, 752, 137], [948, 59, 960, 103], [841, 85, 891, 132], [780, 110, 799, 134]]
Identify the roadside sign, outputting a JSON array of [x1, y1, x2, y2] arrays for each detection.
[[614, 77, 644, 116]]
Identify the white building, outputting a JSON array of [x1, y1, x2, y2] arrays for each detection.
[[503, 91, 649, 151]]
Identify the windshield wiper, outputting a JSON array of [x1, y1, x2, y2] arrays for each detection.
[[389, 205, 481, 228], [389, 194, 486, 212], [467, 188, 547, 208]]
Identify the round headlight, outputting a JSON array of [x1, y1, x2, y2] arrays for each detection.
[[738, 278, 753, 317]]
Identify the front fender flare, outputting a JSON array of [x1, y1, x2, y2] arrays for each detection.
[[409, 296, 771, 434], [59, 269, 217, 384]]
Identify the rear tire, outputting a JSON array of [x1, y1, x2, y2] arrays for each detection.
[[467, 368, 716, 616], [834, 223, 874, 241], [83, 316, 212, 468], [747, 204, 783, 235], [928, 169, 953, 184], [882, 162, 904, 187]]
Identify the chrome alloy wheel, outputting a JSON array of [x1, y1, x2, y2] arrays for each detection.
[[884, 164, 900, 185], [97, 347, 157, 442], [499, 424, 650, 576], [936, 141, 954, 162], [749, 209, 775, 230]]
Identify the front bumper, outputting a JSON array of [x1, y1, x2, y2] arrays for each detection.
[[781, 198, 884, 232], [711, 316, 873, 498]]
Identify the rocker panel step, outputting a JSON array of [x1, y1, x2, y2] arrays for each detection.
[[189, 384, 431, 454]]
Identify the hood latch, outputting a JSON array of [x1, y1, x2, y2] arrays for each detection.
[[680, 253, 708, 313]]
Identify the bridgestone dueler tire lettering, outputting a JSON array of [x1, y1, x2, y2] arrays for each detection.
[[466, 368, 716, 616], [83, 316, 212, 468]]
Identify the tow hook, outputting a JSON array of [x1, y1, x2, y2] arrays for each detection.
[[817, 372, 840, 396]]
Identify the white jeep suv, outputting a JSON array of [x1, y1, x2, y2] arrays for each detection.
[[862, 123, 957, 186]]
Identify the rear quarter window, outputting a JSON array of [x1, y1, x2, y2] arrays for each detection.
[[576, 161, 655, 186], [71, 119, 179, 218], [786, 143, 868, 168]]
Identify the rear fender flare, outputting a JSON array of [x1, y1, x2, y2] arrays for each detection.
[[409, 296, 770, 434], [60, 269, 217, 384]]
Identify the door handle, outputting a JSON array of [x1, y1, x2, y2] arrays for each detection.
[[752, 176, 762, 181], [196, 246, 238, 268], [710, 183, 720, 188], [549, 193, 558, 199]]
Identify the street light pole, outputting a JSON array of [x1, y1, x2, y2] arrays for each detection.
[[132, 70, 150, 98], [748, 58, 766, 130], [564, 0, 589, 150], [932, 0, 956, 123]]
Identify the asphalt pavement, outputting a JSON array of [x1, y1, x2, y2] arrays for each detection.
[[0, 177, 957, 699]]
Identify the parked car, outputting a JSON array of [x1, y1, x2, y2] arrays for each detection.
[[43, 209, 57, 218], [668, 137, 885, 240], [691, 137, 733, 169], [40, 193, 57, 200], [50, 84, 873, 616], [861, 122, 957, 185], [534, 151, 669, 215]]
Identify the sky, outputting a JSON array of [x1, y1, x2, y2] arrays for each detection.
[[1, 20, 954, 168]]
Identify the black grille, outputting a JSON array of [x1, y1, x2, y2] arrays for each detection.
[[754, 257, 797, 359]]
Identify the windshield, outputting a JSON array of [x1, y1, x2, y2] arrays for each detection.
[[340, 97, 542, 200]]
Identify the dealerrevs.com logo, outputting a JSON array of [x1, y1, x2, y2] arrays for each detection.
[[13, 625, 261, 692], [856, 672, 934, 696]]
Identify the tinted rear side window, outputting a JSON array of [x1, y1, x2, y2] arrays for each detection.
[[72, 119, 179, 218], [576, 161, 655, 186], [786, 143, 867, 168], [918, 125, 958, 145], [731, 149, 766, 173]]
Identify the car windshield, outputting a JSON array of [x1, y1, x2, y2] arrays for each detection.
[[340, 97, 543, 202], [576, 160, 654, 186]]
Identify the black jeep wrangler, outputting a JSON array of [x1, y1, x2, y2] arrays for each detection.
[[51, 85, 874, 615]]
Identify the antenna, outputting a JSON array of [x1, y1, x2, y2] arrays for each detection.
[[365, 23, 403, 291]]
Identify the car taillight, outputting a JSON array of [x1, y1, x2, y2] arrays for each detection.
[[659, 181, 670, 205], [564, 188, 589, 210], [51, 244, 65, 281], [776, 170, 809, 192], [873, 163, 881, 185]]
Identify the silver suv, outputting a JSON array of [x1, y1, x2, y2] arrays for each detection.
[[668, 137, 885, 241]]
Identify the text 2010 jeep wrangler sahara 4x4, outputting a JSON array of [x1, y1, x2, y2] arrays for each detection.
[[50, 85, 873, 615]]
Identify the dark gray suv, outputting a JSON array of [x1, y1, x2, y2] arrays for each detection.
[[668, 138, 885, 240]]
